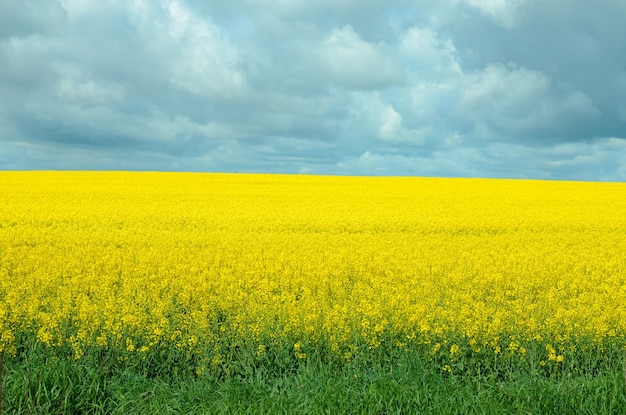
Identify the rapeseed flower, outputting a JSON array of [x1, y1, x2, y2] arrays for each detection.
[[0, 171, 624, 370]]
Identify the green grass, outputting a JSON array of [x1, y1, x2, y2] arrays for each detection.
[[2, 344, 625, 414]]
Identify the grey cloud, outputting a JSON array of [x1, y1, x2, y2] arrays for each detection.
[[1, 0, 625, 180], [456, 0, 529, 29], [338, 136, 626, 181], [307, 25, 405, 90], [459, 63, 600, 141], [337, 148, 485, 177], [0, 0, 66, 40], [483, 137, 626, 181], [447, 0, 626, 131]]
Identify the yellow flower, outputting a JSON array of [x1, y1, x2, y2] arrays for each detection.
[[1, 172, 625, 370]]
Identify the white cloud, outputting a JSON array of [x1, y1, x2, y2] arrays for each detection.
[[164, 1, 246, 98], [337, 149, 480, 176], [58, 0, 95, 15], [599, 137, 626, 151], [407, 81, 458, 119], [1, 0, 625, 180], [484, 137, 626, 180], [456, 0, 528, 28], [400, 27, 461, 76], [379, 105, 402, 139], [346, 92, 431, 146], [460, 63, 599, 137], [313, 25, 404, 89]]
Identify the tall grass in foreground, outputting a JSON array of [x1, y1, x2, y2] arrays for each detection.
[[1, 171, 626, 412], [2, 339, 626, 414]]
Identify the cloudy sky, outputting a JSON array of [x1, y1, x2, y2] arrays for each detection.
[[1, 0, 626, 180]]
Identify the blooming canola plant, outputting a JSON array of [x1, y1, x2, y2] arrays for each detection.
[[1, 172, 625, 373]]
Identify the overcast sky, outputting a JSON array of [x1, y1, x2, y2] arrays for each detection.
[[1, 0, 626, 180]]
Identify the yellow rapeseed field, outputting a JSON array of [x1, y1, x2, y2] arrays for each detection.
[[1, 171, 625, 370]]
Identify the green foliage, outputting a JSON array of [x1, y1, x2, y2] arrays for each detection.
[[1, 343, 625, 414]]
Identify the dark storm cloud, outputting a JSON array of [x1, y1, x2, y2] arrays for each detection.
[[0, 0, 625, 180]]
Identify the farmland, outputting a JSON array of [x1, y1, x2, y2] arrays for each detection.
[[1, 172, 625, 413]]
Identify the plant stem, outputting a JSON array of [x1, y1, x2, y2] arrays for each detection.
[[0, 351, 4, 415]]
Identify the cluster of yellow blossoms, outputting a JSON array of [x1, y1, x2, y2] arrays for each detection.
[[1, 172, 625, 368]]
